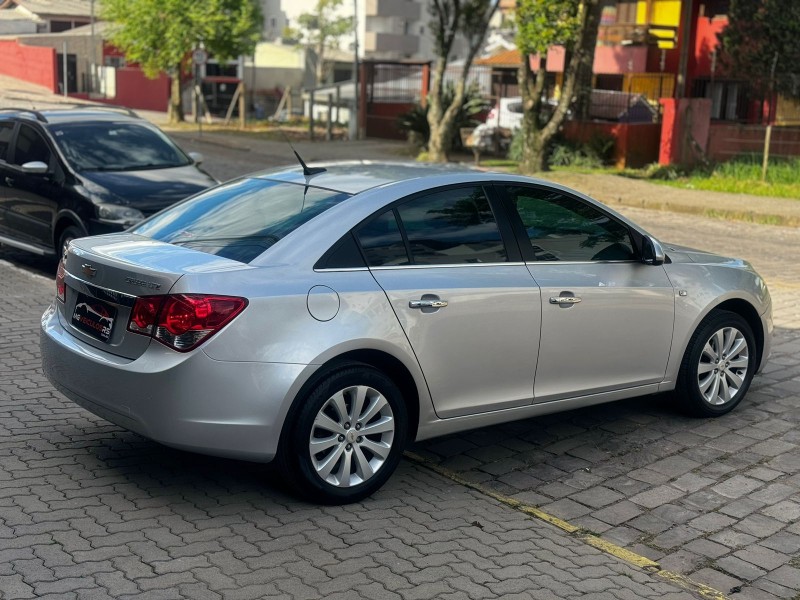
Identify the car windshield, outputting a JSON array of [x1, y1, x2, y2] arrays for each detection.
[[49, 122, 191, 171], [132, 178, 352, 263]]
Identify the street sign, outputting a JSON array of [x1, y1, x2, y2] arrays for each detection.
[[192, 48, 208, 65]]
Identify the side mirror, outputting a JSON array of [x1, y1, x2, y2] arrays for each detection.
[[21, 161, 49, 175], [188, 152, 204, 165], [642, 235, 665, 266]]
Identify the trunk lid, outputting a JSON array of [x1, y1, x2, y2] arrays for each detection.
[[61, 233, 251, 359]]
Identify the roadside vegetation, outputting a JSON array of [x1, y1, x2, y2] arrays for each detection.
[[637, 156, 800, 200]]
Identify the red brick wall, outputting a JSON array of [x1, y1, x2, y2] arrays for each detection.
[[0, 40, 57, 93], [707, 124, 800, 161]]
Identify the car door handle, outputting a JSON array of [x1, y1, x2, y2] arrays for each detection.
[[409, 299, 448, 309], [549, 296, 582, 304], [4, 176, 13, 187]]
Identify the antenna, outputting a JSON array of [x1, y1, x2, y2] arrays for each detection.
[[293, 149, 327, 176], [278, 130, 326, 176]]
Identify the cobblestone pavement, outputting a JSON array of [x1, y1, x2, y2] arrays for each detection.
[[0, 261, 702, 599]]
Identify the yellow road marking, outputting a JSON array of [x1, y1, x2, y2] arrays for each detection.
[[405, 451, 731, 600]]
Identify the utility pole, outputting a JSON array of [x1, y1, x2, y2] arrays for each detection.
[[90, 0, 97, 94], [351, 0, 359, 140], [675, 0, 693, 98]]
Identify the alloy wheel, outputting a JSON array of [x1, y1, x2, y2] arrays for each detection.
[[697, 326, 750, 406], [308, 385, 395, 487]]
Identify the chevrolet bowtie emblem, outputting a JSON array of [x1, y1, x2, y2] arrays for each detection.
[[81, 263, 97, 278]]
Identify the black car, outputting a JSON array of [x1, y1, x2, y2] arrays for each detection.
[[0, 106, 218, 257]]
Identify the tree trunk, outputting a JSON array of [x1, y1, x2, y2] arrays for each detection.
[[517, 0, 603, 174], [426, 59, 449, 162], [573, 0, 602, 121], [168, 65, 184, 124], [519, 119, 548, 173]]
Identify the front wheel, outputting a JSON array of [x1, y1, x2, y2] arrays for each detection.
[[675, 310, 756, 417], [57, 225, 83, 258], [278, 365, 408, 504]]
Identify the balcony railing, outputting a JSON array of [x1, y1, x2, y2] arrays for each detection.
[[598, 23, 678, 47]]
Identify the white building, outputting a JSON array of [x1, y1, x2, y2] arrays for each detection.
[[279, 0, 466, 62]]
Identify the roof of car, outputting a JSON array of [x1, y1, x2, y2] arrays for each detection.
[[0, 106, 142, 125], [251, 161, 490, 195]]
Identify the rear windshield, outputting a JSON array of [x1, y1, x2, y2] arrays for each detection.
[[132, 178, 352, 263], [49, 122, 191, 171]]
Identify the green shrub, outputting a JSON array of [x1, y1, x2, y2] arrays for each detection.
[[397, 82, 489, 150]]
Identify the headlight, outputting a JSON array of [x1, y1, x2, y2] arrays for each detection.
[[96, 203, 145, 226]]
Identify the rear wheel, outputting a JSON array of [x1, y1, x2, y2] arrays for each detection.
[[675, 310, 756, 417], [278, 365, 407, 504]]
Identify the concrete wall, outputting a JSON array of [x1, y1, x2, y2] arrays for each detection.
[[20, 33, 103, 93], [0, 39, 57, 92]]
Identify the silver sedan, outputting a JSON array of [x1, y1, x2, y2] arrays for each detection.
[[41, 162, 772, 503]]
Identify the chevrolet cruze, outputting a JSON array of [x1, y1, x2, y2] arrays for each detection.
[[41, 162, 772, 503]]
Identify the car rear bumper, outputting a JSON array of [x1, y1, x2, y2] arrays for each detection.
[[40, 303, 304, 462]]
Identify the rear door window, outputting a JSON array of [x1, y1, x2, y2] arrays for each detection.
[[134, 178, 351, 263], [356, 185, 508, 267]]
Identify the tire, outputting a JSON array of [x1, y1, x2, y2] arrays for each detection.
[[58, 225, 83, 258], [277, 365, 408, 504], [675, 310, 756, 417]]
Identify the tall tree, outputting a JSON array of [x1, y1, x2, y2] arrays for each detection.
[[427, 0, 498, 162], [719, 0, 800, 106], [515, 0, 602, 173], [290, 0, 354, 86], [102, 0, 262, 123]]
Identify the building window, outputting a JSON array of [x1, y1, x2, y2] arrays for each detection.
[[693, 78, 746, 121]]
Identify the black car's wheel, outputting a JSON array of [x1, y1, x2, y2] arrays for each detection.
[[58, 225, 83, 258], [675, 310, 756, 417], [278, 365, 408, 504]]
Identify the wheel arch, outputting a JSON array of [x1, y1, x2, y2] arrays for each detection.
[[279, 349, 422, 450], [710, 298, 765, 368], [53, 210, 87, 253]]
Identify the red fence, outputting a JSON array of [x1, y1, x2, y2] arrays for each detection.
[[0, 40, 57, 93], [563, 121, 661, 169], [707, 124, 800, 161], [110, 69, 170, 112]]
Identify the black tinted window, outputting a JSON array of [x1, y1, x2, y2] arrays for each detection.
[[49, 122, 190, 171], [134, 178, 351, 263], [0, 122, 13, 161], [397, 186, 507, 265], [506, 186, 635, 262], [356, 210, 409, 266], [13, 124, 51, 166]]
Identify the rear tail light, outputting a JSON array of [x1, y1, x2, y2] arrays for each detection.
[[56, 260, 66, 303], [127, 294, 248, 352]]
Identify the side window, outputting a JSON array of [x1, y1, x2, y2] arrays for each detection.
[[0, 122, 14, 161], [396, 186, 507, 265], [12, 124, 52, 167], [505, 185, 635, 262], [356, 209, 410, 267]]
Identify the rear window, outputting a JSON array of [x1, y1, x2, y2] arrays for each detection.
[[133, 178, 351, 263], [49, 122, 191, 171]]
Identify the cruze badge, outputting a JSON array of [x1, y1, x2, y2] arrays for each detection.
[[81, 264, 97, 278], [125, 277, 161, 290]]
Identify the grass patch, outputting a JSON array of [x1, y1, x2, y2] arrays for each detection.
[[637, 155, 800, 199]]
